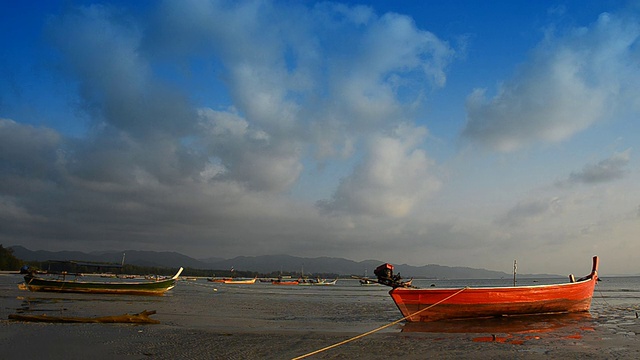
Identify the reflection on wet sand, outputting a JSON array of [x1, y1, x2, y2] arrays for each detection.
[[401, 312, 594, 335]]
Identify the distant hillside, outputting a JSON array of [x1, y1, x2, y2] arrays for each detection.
[[9, 246, 213, 269], [10, 246, 532, 279], [392, 263, 511, 279], [204, 255, 513, 278]]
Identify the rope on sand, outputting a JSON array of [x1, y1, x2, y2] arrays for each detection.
[[291, 287, 469, 360], [595, 282, 640, 314]]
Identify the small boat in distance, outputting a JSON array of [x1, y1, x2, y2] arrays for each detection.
[[297, 277, 338, 286], [379, 256, 599, 322], [354, 270, 381, 286], [22, 267, 184, 296], [222, 277, 257, 284], [272, 276, 299, 285], [359, 278, 380, 286], [311, 278, 338, 286]]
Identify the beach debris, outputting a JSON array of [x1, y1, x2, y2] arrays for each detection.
[[8, 309, 161, 324]]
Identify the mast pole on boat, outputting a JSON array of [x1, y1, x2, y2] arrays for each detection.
[[513, 260, 517, 286]]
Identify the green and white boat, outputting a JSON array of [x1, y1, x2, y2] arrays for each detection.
[[23, 267, 183, 296]]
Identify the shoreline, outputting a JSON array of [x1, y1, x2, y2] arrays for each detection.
[[2, 276, 639, 359]]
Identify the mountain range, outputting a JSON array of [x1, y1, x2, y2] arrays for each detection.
[[9, 245, 556, 279]]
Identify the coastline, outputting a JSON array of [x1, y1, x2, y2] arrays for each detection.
[[2, 275, 639, 359]]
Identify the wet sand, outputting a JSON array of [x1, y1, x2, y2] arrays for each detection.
[[2, 276, 640, 359], [3, 316, 640, 359]]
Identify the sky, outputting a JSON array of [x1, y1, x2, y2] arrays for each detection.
[[1, 0, 640, 275]]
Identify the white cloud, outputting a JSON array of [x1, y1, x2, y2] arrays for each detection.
[[148, 0, 454, 193], [318, 124, 440, 218], [153, 0, 454, 154], [198, 108, 249, 138], [363, 12, 452, 87], [462, 13, 640, 152], [196, 107, 301, 192]]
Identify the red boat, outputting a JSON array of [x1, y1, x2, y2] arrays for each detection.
[[385, 256, 599, 322], [272, 279, 299, 285]]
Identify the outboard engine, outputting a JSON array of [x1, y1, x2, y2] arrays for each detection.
[[374, 263, 414, 288], [374, 263, 394, 285]]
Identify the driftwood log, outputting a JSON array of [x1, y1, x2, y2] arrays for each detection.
[[8, 310, 160, 324]]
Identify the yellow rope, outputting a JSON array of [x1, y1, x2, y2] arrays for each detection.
[[291, 286, 468, 360]]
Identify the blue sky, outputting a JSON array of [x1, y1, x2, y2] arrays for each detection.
[[1, 0, 639, 275]]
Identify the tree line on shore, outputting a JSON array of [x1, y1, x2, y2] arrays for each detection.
[[0, 245, 21, 271], [0, 244, 340, 279]]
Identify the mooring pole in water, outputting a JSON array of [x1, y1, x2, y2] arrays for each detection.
[[513, 260, 517, 286]]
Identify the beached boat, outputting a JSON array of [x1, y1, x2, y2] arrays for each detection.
[[223, 277, 257, 284], [297, 277, 315, 286], [312, 278, 338, 286], [23, 267, 184, 296], [359, 278, 380, 286], [380, 256, 599, 322], [354, 270, 381, 286], [297, 277, 337, 286], [272, 278, 299, 285]]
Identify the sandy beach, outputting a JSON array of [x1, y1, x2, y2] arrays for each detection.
[[2, 275, 640, 359]]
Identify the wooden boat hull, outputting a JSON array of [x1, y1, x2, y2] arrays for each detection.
[[208, 278, 232, 283], [272, 280, 299, 285], [23, 268, 183, 296], [298, 278, 338, 286], [390, 257, 598, 322], [312, 279, 338, 286], [223, 278, 257, 284], [360, 279, 380, 286]]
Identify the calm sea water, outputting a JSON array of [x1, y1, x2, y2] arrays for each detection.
[[1, 274, 638, 333]]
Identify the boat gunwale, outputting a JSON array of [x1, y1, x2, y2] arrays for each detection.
[[23, 277, 177, 286], [390, 275, 596, 292]]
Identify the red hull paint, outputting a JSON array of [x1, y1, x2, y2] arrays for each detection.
[[272, 280, 299, 285], [390, 256, 598, 322]]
